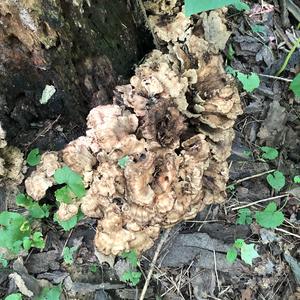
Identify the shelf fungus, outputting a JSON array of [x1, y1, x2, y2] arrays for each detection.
[[25, 6, 242, 256]]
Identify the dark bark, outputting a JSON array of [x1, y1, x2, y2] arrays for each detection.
[[0, 0, 152, 151]]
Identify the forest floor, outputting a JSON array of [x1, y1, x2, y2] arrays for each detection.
[[1, 1, 300, 300]]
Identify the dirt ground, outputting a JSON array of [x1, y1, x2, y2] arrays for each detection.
[[0, 0, 300, 299]]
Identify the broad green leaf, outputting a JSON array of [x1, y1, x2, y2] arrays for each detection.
[[260, 146, 279, 160], [16, 193, 32, 207], [53, 211, 83, 231], [121, 271, 142, 286], [0, 212, 31, 254], [63, 246, 78, 265], [226, 247, 238, 263], [290, 73, 300, 97], [251, 24, 266, 33], [0, 254, 8, 268], [121, 250, 139, 267], [236, 72, 260, 92], [22, 236, 32, 251], [5, 294, 22, 300], [184, 0, 250, 16], [267, 171, 285, 192], [255, 202, 284, 229], [26, 148, 41, 167], [234, 239, 245, 249], [236, 208, 252, 225], [55, 186, 73, 204], [240, 243, 259, 265], [118, 156, 130, 169], [35, 285, 62, 300], [293, 175, 300, 183], [54, 166, 85, 198]]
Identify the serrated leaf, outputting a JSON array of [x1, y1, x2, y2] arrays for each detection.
[[0, 212, 31, 254], [236, 72, 260, 92], [121, 250, 138, 267], [29, 203, 50, 219], [184, 0, 250, 16], [293, 175, 300, 184], [16, 193, 32, 207], [35, 285, 62, 300], [236, 208, 253, 225], [240, 243, 259, 265], [290, 73, 300, 97], [118, 156, 130, 169], [26, 148, 41, 166], [5, 294, 22, 300], [260, 146, 279, 160], [63, 246, 78, 265], [255, 202, 284, 229], [234, 239, 245, 249], [121, 271, 141, 286], [54, 166, 85, 198], [226, 247, 238, 263], [267, 171, 285, 192], [55, 186, 73, 204]]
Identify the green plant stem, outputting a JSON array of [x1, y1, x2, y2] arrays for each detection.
[[276, 37, 300, 76]]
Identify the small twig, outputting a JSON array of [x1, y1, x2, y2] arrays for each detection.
[[229, 169, 275, 186], [213, 250, 220, 292], [275, 227, 300, 239], [232, 194, 289, 211], [258, 74, 293, 82], [60, 228, 74, 257], [139, 228, 171, 300]]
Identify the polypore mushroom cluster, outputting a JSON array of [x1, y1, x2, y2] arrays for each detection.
[[25, 5, 242, 256]]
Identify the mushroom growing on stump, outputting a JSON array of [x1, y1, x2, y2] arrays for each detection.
[[25, 6, 242, 256]]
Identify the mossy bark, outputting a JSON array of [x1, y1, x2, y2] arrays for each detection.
[[0, 0, 151, 150]]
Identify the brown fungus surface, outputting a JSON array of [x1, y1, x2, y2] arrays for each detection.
[[25, 8, 241, 256]]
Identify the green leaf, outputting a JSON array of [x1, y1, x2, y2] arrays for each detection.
[[236, 72, 260, 92], [118, 156, 130, 169], [227, 184, 235, 191], [234, 239, 245, 249], [226, 44, 235, 61], [293, 175, 300, 184], [26, 148, 41, 167], [240, 243, 259, 265], [266, 171, 285, 192], [184, 0, 250, 16], [243, 150, 253, 157], [255, 202, 284, 229], [226, 247, 238, 263], [0, 254, 8, 268], [31, 232, 45, 249], [290, 73, 300, 97], [90, 264, 98, 273], [63, 246, 78, 265], [251, 24, 266, 33], [121, 250, 139, 267], [53, 211, 82, 231], [236, 208, 252, 225], [22, 236, 32, 251], [54, 167, 85, 198], [35, 285, 62, 300], [121, 271, 142, 286], [5, 294, 22, 300], [260, 146, 279, 160], [16, 193, 32, 207], [55, 186, 73, 204], [0, 212, 31, 254]]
